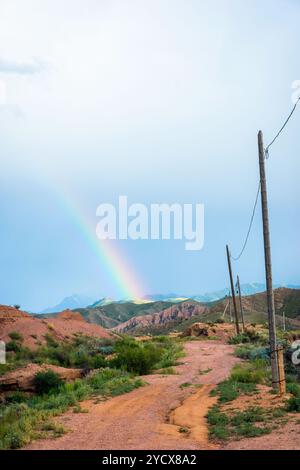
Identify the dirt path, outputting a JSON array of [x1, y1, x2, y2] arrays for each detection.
[[25, 341, 238, 450]]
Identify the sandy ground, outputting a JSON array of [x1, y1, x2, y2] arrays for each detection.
[[25, 341, 238, 450]]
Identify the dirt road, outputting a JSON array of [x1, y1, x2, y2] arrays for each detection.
[[25, 341, 238, 450]]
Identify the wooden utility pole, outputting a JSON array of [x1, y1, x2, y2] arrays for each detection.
[[236, 275, 245, 332], [258, 130, 279, 390], [277, 345, 286, 396], [222, 299, 229, 319], [226, 245, 240, 334], [282, 311, 286, 331]]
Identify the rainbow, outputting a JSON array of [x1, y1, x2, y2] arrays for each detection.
[[54, 183, 145, 300]]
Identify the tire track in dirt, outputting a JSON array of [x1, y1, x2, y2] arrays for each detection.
[[25, 341, 238, 450]]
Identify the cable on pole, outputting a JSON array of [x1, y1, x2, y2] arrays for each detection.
[[230, 180, 261, 261], [265, 96, 300, 159]]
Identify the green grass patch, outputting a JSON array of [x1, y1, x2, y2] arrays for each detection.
[[180, 382, 192, 389], [207, 405, 272, 441], [0, 368, 143, 450]]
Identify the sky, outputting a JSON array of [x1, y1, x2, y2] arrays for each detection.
[[0, 0, 299, 311]]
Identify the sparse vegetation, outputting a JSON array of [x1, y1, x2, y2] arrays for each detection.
[[207, 403, 275, 440], [0, 368, 142, 450], [0, 334, 183, 449], [180, 382, 192, 389], [207, 326, 300, 443], [9, 331, 23, 342]]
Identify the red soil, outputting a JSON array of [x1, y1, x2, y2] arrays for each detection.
[[0, 306, 113, 349]]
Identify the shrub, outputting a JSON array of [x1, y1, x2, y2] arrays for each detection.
[[34, 370, 64, 395], [6, 340, 22, 353], [9, 331, 23, 342], [286, 382, 300, 398], [286, 397, 300, 412], [235, 345, 270, 361], [229, 329, 263, 345], [111, 339, 163, 375]]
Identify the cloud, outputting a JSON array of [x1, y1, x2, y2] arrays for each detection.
[[0, 57, 46, 75]]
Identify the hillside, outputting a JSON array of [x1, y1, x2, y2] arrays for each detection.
[[112, 301, 208, 334], [41, 300, 174, 329], [0, 306, 113, 349], [210, 288, 300, 321], [111, 288, 300, 335]]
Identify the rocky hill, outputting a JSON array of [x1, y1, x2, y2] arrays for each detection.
[[41, 300, 175, 329], [0, 306, 113, 349], [112, 301, 208, 334]]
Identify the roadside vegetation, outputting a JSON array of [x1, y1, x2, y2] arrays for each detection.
[[0, 334, 184, 449], [206, 326, 300, 442]]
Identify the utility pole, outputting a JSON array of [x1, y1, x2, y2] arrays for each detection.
[[236, 275, 245, 332], [226, 245, 240, 334], [282, 311, 286, 332], [258, 130, 279, 390]]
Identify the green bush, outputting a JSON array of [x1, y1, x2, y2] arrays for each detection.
[[229, 329, 263, 345], [111, 339, 163, 375], [286, 382, 300, 398], [34, 370, 64, 395], [286, 397, 300, 412], [6, 340, 22, 353], [9, 331, 23, 342], [235, 345, 270, 361]]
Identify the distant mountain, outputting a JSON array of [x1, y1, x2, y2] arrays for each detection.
[[142, 293, 188, 303], [192, 283, 300, 303], [41, 294, 95, 314], [89, 297, 115, 308], [192, 283, 267, 302]]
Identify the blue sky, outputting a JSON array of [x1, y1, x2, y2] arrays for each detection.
[[0, 0, 299, 311]]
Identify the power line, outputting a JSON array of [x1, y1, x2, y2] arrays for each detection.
[[265, 96, 300, 158], [230, 180, 261, 261], [231, 95, 300, 261]]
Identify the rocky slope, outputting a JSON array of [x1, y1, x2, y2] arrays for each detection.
[[0, 306, 113, 349], [112, 301, 208, 334]]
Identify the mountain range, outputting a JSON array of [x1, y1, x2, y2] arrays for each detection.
[[41, 294, 95, 314], [40, 283, 300, 314], [39, 287, 300, 335]]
